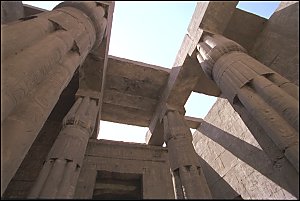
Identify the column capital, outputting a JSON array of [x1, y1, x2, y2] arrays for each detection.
[[54, 1, 107, 51], [75, 89, 101, 102], [159, 103, 185, 123], [196, 34, 246, 80], [63, 96, 99, 135]]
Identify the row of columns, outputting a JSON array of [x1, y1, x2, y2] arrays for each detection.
[[163, 33, 299, 199], [196, 34, 299, 172], [1, 2, 107, 196], [3, 2, 297, 199]]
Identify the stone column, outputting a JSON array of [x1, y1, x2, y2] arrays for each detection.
[[196, 34, 299, 172], [28, 95, 99, 199], [163, 108, 212, 199], [1, 2, 107, 195]]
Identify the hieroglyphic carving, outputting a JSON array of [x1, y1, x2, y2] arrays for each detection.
[[1, 2, 108, 196], [1, 52, 81, 196], [163, 108, 212, 199], [1, 4, 98, 123], [196, 34, 299, 172], [28, 96, 99, 198]]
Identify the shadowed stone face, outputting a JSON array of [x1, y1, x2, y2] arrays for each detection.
[[1, 1, 24, 24], [1, 1, 109, 197], [1, 1, 299, 199]]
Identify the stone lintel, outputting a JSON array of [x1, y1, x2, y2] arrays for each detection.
[[22, 4, 48, 16], [146, 2, 239, 146], [145, 116, 203, 144], [146, 55, 203, 146], [75, 89, 101, 101], [185, 116, 203, 129]]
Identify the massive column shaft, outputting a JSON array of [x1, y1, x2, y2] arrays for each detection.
[[163, 109, 212, 199], [196, 34, 299, 172], [28, 95, 99, 198], [1, 2, 107, 196]]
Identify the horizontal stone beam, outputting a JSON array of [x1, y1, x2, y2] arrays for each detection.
[[101, 102, 151, 127], [147, 56, 203, 146], [23, 4, 48, 16], [145, 116, 203, 144], [77, 54, 171, 128], [103, 89, 157, 112], [145, 2, 239, 146], [188, 1, 238, 37], [107, 55, 170, 86], [185, 116, 203, 129]]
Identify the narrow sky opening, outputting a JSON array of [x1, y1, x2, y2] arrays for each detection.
[[97, 121, 148, 143], [22, 1, 61, 10], [185, 92, 218, 118], [236, 1, 281, 19]]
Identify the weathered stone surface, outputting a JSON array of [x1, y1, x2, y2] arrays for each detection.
[[223, 8, 267, 52], [102, 101, 153, 127], [1, 1, 109, 196], [28, 96, 99, 198], [147, 55, 206, 145], [193, 97, 298, 199], [3, 71, 78, 199], [107, 55, 170, 87], [164, 110, 211, 199], [1, 52, 82, 196], [2, 1, 299, 200], [74, 139, 175, 199], [1, 1, 24, 24], [173, 33, 221, 97], [81, 55, 171, 127], [250, 1, 299, 86], [2, 180, 33, 198], [187, 2, 238, 38], [23, 4, 48, 16], [197, 34, 299, 172]]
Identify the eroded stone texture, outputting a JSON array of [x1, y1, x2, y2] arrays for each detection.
[[190, 3, 299, 198], [74, 139, 175, 199], [250, 1, 299, 86], [1, 1, 24, 24], [163, 109, 211, 199], [193, 97, 298, 199], [1, 1, 107, 196], [1, 1, 299, 200], [2, 72, 78, 199], [28, 96, 99, 198], [196, 34, 299, 173]]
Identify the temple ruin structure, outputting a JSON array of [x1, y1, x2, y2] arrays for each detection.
[[1, 1, 299, 199]]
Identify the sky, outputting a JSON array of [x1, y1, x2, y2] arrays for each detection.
[[23, 1, 281, 144]]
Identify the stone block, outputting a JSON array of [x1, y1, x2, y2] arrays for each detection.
[[1, 1, 24, 24]]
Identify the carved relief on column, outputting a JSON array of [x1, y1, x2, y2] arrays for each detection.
[[163, 107, 211, 199], [196, 34, 299, 172], [2, 2, 107, 123], [28, 95, 99, 199], [1, 52, 82, 195], [1, 2, 108, 195], [54, 1, 108, 54]]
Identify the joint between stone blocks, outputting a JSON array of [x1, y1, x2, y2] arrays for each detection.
[[75, 89, 101, 104]]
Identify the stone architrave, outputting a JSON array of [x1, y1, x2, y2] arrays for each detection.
[[163, 108, 212, 199], [28, 95, 99, 198], [196, 34, 299, 172], [1, 2, 107, 196]]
